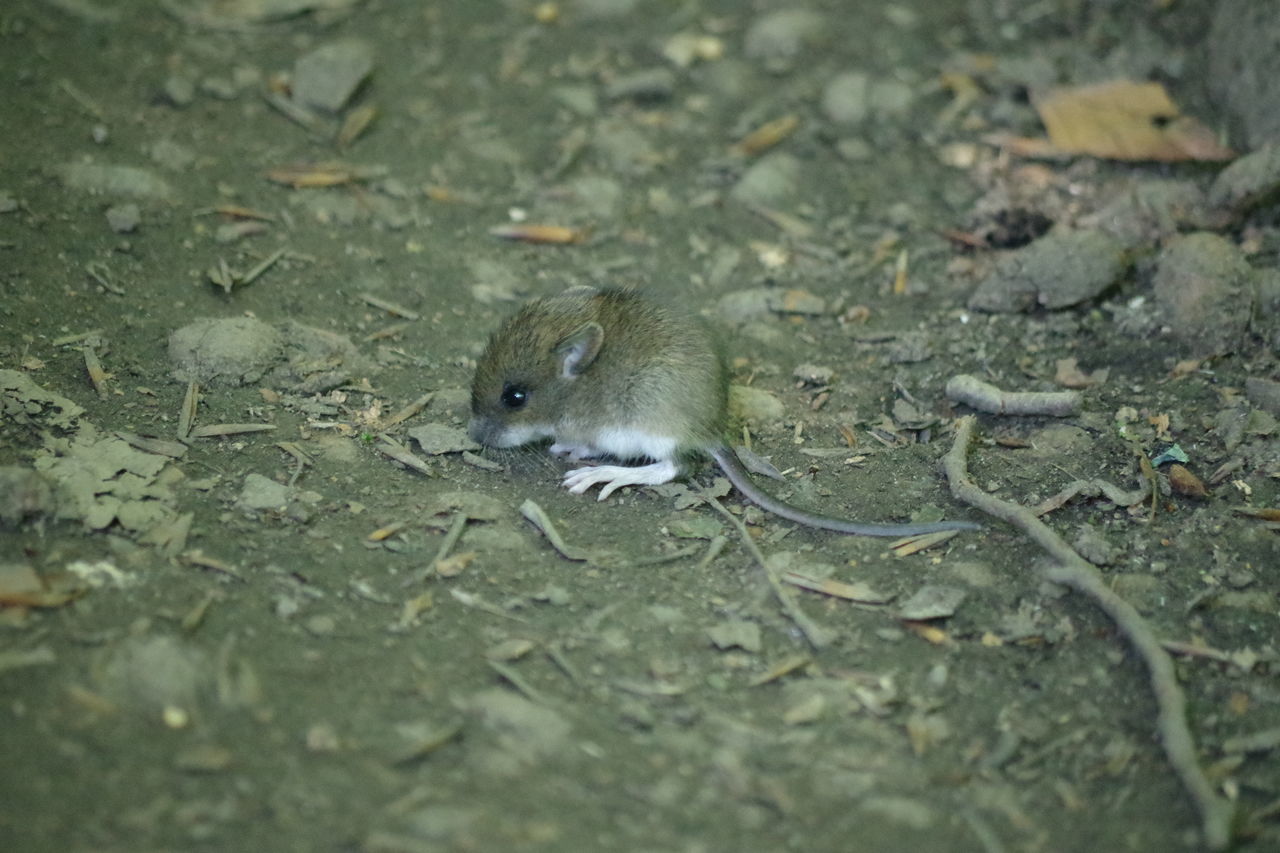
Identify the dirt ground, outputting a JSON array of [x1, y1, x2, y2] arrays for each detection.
[[1, 1, 1277, 851]]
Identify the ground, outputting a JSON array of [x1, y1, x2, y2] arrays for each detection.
[[1, 1, 1277, 852]]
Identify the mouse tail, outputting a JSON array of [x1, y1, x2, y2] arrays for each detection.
[[710, 445, 981, 537]]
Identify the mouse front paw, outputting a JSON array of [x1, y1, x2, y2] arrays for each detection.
[[563, 459, 680, 500], [549, 442, 599, 461]]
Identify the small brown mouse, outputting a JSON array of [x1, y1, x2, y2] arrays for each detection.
[[468, 286, 979, 537]]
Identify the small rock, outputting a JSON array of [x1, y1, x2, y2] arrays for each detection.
[[793, 364, 834, 385], [591, 117, 659, 174], [1072, 525, 1118, 566], [604, 67, 675, 102], [765, 288, 826, 315], [1207, 2, 1280, 150], [744, 9, 824, 73], [550, 84, 598, 117], [236, 473, 293, 513], [707, 620, 762, 652], [407, 424, 480, 455], [421, 490, 507, 522], [860, 795, 937, 830], [105, 203, 140, 233], [161, 75, 195, 107], [464, 688, 571, 774], [1083, 180, 1208, 246], [730, 151, 800, 205], [54, 162, 175, 200], [1245, 377, 1280, 417], [821, 71, 870, 124], [715, 288, 773, 323], [1151, 232, 1253, 356], [729, 385, 784, 424], [0, 466, 55, 527], [968, 229, 1128, 312], [292, 38, 374, 113], [897, 585, 965, 621], [869, 78, 914, 116], [199, 76, 239, 100], [1207, 141, 1280, 216], [150, 138, 197, 171], [96, 635, 209, 714], [169, 317, 283, 386]]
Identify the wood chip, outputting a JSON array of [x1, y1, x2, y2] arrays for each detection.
[[359, 292, 420, 320], [189, 423, 278, 438], [489, 223, 589, 244], [519, 499, 589, 561]]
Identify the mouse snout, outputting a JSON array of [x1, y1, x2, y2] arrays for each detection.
[[467, 417, 496, 446]]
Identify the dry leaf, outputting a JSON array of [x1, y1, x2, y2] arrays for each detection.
[[489, 224, 588, 244], [731, 114, 800, 158], [1033, 80, 1234, 162], [1169, 464, 1209, 499]]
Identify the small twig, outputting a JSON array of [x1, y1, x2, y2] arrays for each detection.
[[241, 247, 287, 288], [402, 512, 469, 588], [275, 441, 311, 487], [359, 292, 420, 320], [375, 436, 432, 475], [942, 415, 1234, 850], [519, 500, 590, 562], [487, 660, 551, 705], [701, 491, 832, 650], [178, 381, 199, 441], [946, 374, 1081, 417], [189, 423, 278, 438], [379, 393, 434, 433], [82, 345, 109, 399]]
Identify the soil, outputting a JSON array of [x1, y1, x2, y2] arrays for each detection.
[[1, 1, 1277, 852]]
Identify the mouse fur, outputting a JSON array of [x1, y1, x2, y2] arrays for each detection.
[[468, 286, 979, 537]]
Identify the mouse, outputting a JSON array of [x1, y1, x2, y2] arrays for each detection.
[[467, 286, 980, 537]]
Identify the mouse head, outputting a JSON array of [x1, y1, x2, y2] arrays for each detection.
[[468, 294, 604, 448]]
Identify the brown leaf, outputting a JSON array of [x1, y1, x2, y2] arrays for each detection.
[[1168, 464, 1209, 499], [1033, 80, 1234, 162], [488, 223, 589, 244]]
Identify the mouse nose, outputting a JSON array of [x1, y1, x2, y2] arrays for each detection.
[[468, 417, 498, 446]]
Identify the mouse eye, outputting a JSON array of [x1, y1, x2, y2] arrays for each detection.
[[500, 384, 528, 409]]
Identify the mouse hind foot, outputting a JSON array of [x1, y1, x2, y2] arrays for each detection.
[[563, 459, 679, 500]]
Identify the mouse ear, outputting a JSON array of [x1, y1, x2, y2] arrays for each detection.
[[556, 321, 604, 377]]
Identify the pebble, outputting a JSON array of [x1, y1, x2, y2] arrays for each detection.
[[604, 67, 675, 102], [1151, 232, 1254, 356], [105, 203, 140, 233], [292, 38, 374, 112], [1208, 141, 1280, 216], [236, 473, 294, 513], [729, 385, 784, 424], [169, 317, 283, 386], [54, 162, 175, 200], [161, 74, 195, 107], [821, 71, 871, 124], [744, 9, 824, 73], [968, 229, 1128, 312], [730, 151, 800, 205]]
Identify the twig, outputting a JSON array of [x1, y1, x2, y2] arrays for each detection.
[[701, 491, 832, 650], [402, 512, 469, 587], [178, 381, 199, 441], [946, 374, 1081, 417], [942, 415, 1234, 850], [519, 500, 589, 562]]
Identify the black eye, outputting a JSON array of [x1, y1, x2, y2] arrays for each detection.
[[500, 384, 528, 409]]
